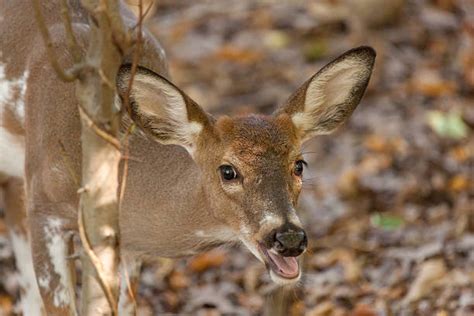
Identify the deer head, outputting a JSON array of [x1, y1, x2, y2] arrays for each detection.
[[117, 46, 376, 284]]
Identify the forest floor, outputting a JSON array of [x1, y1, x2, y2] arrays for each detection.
[[0, 0, 473, 315]]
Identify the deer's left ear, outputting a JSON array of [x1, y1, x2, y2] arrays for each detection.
[[275, 46, 375, 142]]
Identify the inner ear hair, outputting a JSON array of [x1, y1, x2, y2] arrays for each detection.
[[275, 46, 376, 140], [116, 65, 212, 152]]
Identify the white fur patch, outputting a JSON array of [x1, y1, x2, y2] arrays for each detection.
[[287, 209, 302, 227], [269, 269, 301, 285], [0, 128, 25, 177], [0, 63, 28, 123], [43, 218, 76, 310], [9, 231, 44, 316], [259, 213, 283, 227], [38, 270, 51, 289]]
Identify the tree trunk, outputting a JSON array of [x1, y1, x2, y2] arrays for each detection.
[[76, 1, 129, 314]]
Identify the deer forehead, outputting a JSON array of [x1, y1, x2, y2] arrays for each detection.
[[215, 114, 300, 165]]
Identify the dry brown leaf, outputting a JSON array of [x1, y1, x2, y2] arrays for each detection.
[[358, 154, 393, 174], [214, 46, 263, 64], [337, 168, 360, 198], [290, 300, 305, 316], [188, 249, 227, 273], [364, 135, 390, 152], [162, 290, 180, 310], [449, 145, 471, 163], [169, 270, 189, 290], [350, 303, 378, 316], [404, 259, 447, 304], [306, 301, 334, 316], [448, 175, 470, 192], [0, 295, 13, 315], [410, 68, 457, 97]]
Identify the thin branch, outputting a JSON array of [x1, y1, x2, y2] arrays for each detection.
[[121, 0, 144, 117], [78, 104, 121, 150], [60, 0, 82, 63], [78, 204, 118, 315], [119, 0, 144, 209], [32, 0, 77, 82], [121, 256, 137, 312], [98, 68, 115, 89], [118, 123, 135, 210]]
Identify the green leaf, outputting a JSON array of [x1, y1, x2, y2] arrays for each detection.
[[427, 110, 469, 140], [370, 213, 404, 230]]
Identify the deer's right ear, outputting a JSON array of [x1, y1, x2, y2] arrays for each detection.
[[117, 65, 213, 154]]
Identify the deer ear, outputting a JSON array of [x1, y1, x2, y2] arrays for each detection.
[[275, 46, 375, 142], [117, 65, 212, 154]]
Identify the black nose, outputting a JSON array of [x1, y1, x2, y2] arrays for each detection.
[[273, 228, 307, 257]]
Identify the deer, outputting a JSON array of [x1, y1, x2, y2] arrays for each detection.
[[0, 0, 375, 314]]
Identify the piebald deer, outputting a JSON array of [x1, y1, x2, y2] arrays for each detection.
[[0, 0, 375, 314]]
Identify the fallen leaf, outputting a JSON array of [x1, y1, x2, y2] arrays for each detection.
[[427, 110, 469, 140], [0, 295, 13, 315], [448, 174, 470, 192], [350, 303, 377, 316], [188, 249, 227, 273], [264, 30, 290, 49], [410, 68, 456, 96], [370, 213, 404, 230], [169, 270, 189, 290], [364, 135, 390, 152], [290, 300, 305, 316], [306, 300, 334, 316], [214, 46, 263, 64], [404, 259, 447, 304]]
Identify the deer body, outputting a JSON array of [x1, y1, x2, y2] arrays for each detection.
[[1, 1, 375, 314]]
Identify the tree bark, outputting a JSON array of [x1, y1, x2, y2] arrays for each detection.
[[75, 1, 130, 314]]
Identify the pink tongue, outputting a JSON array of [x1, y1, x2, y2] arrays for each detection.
[[268, 251, 299, 277]]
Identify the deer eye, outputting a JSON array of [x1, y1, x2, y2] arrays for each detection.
[[294, 160, 306, 177], [219, 165, 238, 181]]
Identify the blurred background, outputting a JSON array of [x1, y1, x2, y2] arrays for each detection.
[[1, 0, 473, 315]]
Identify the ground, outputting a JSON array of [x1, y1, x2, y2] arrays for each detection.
[[0, 0, 473, 315]]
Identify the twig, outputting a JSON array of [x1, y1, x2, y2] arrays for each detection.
[[121, 0, 144, 117], [60, 0, 82, 63], [118, 123, 135, 210], [119, 0, 143, 209], [78, 104, 121, 150], [117, 4, 144, 309], [99, 68, 115, 89], [121, 256, 137, 312], [32, 0, 77, 82], [78, 204, 118, 315]]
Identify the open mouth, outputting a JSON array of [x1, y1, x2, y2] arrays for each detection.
[[258, 244, 300, 280]]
